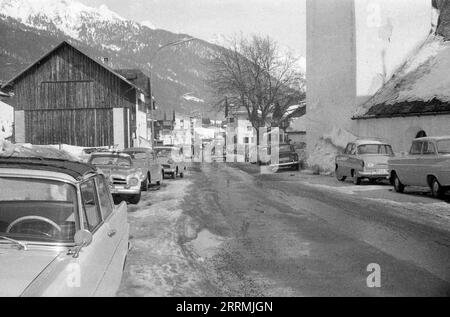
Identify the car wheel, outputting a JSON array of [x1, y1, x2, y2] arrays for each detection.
[[352, 171, 361, 185], [141, 177, 149, 192], [292, 163, 300, 171], [430, 178, 445, 199], [393, 174, 405, 193], [128, 193, 141, 205], [336, 166, 346, 182], [179, 172, 184, 178], [162, 170, 165, 180]]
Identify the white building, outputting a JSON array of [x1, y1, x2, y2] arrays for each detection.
[[226, 107, 257, 162]]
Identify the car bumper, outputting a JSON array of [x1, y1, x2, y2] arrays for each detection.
[[163, 168, 176, 173], [358, 169, 389, 178], [270, 161, 299, 168], [110, 185, 141, 195]]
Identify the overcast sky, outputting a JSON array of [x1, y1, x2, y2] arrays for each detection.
[[78, 0, 307, 56]]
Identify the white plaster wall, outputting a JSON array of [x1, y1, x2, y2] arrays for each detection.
[[354, 115, 450, 153]]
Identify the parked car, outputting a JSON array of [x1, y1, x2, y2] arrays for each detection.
[[88, 152, 143, 204], [154, 146, 186, 179], [0, 157, 129, 296], [122, 147, 163, 188], [389, 136, 450, 198], [335, 139, 394, 185], [269, 144, 300, 171]]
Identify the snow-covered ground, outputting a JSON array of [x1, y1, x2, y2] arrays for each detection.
[[117, 179, 212, 297], [0, 101, 13, 140]]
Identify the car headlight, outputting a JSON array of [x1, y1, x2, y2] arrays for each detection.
[[366, 162, 375, 168], [128, 177, 139, 186]]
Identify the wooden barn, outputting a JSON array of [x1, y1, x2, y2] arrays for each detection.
[[1, 41, 148, 149]]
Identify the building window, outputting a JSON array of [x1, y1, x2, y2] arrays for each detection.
[[244, 137, 249, 144], [229, 118, 235, 123]]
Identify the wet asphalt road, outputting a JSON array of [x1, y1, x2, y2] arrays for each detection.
[[180, 163, 450, 296]]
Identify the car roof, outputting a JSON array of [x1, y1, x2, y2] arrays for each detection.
[[0, 157, 97, 181], [414, 136, 450, 142], [354, 139, 389, 146], [123, 147, 152, 152]]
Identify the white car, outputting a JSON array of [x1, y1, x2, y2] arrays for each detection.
[[0, 157, 130, 296]]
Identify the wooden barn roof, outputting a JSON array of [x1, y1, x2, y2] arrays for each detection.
[[1, 41, 142, 93]]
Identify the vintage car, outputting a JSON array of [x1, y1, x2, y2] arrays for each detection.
[[154, 146, 186, 179], [335, 139, 394, 185], [389, 136, 450, 198], [0, 157, 129, 296], [88, 152, 143, 204], [267, 144, 300, 171], [122, 147, 163, 187]]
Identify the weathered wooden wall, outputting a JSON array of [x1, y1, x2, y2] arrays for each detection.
[[11, 43, 135, 147]]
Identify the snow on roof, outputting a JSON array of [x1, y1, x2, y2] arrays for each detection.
[[354, 36, 450, 119], [282, 103, 306, 119]]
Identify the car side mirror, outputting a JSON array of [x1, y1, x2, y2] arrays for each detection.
[[69, 229, 93, 258], [74, 229, 93, 247]]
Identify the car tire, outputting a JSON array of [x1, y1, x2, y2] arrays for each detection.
[[128, 193, 141, 205], [141, 177, 149, 192], [292, 163, 300, 171], [393, 174, 405, 193], [179, 172, 184, 178], [162, 170, 165, 180], [352, 171, 361, 185], [430, 178, 445, 199], [336, 166, 346, 182]]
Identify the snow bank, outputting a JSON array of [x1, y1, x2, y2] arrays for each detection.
[[307, 127, 357, 173], [0, 141, 90, 161], [0, 101, 13, 140]]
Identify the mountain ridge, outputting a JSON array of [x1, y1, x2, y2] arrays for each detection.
[[0, 0, 222, 118]]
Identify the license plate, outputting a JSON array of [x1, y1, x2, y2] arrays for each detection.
[[373, 169, 387, 174]]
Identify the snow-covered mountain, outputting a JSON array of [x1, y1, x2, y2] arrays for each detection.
[[0, 0, 220, 117], [0, 0, 125, 39]]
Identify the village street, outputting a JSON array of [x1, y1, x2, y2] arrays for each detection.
[[117, 163, 450, 297]]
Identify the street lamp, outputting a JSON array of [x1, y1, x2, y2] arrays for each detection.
[[149, 37, 196, 147]]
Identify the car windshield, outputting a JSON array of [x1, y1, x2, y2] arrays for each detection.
[[0, 177, 77, 244], [357, 144, 393, 155], [90, 156, 131, 167], [437, 140, 450, 154]]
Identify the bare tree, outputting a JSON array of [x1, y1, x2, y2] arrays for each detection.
[[208, 34, 305, 144]]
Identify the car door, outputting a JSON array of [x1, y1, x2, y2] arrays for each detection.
[[148, 150, 161, 184], [336, 143, 351, 177], [50, 177, 117, 297], [419, 141, 438, 187], [403, 141, 423, 185], [347, 143, 360, 175], [92, 174, 129, 296]]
